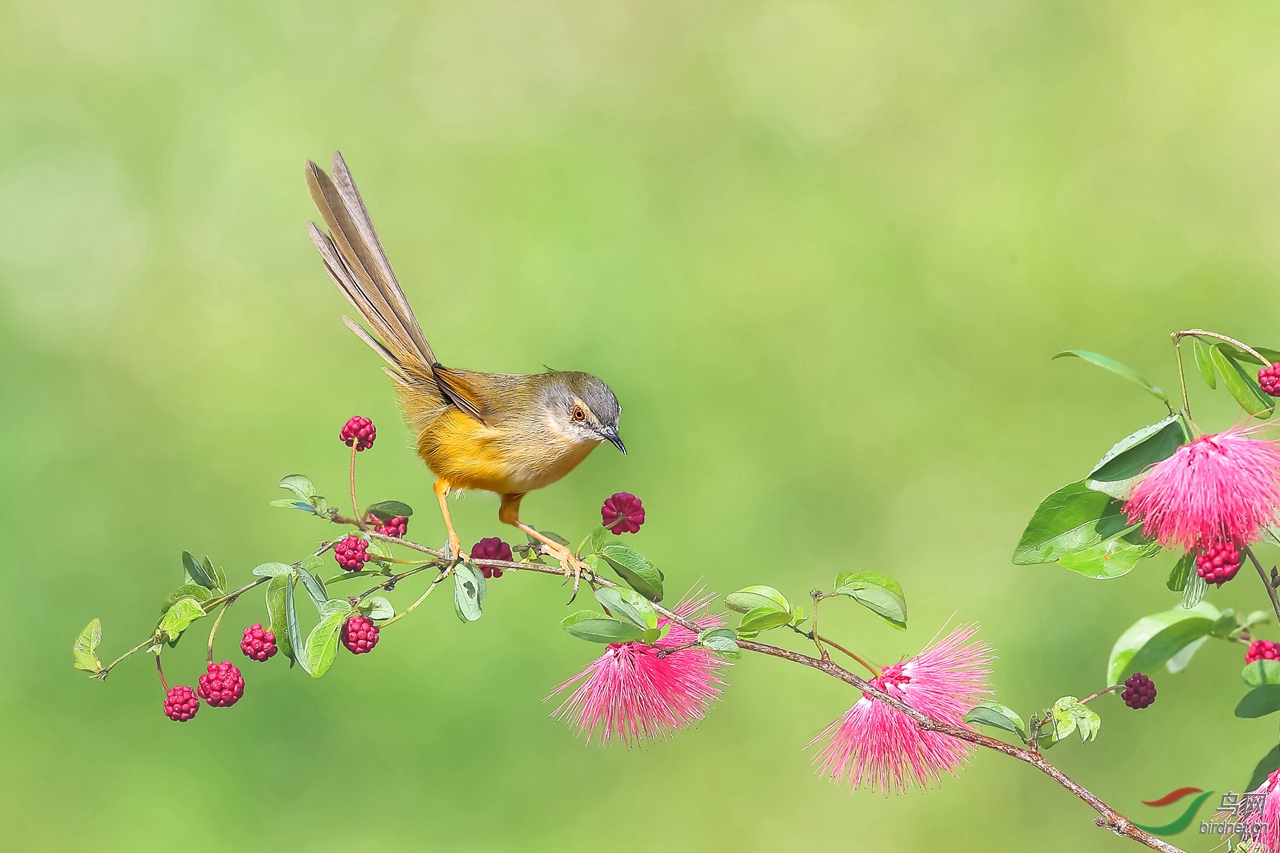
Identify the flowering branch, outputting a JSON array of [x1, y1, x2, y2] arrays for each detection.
[[76, 326, 1280, 853]]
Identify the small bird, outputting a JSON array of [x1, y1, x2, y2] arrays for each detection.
[[304, 152, 625, 592]]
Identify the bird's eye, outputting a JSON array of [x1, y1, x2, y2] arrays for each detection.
[[572, 406, 586, 421]]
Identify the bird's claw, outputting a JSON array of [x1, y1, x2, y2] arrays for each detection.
[[447, 533, 469, 565], [543, 543, 589, 603]]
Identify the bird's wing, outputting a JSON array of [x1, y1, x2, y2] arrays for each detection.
[[429, 366, 497, 427]]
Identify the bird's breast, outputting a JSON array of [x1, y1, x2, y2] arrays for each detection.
[[417, 408, 599, 494]]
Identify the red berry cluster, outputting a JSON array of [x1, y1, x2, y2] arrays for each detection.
[[340, 416, 377, 451], [1247, 640, 1280, 664], [240, 624, 278, 662], [342, 615, 379, 654], [198, 661, 245, 707], [334, 535, 370, 571], [1195, 541, 1241, 585], [371, 515, 408, 538], [1121, 673, 1157, 710], [601, 492, 645, 535], [472, 537, 512, 579], [164, 685, 200, 722], [1260, 362, 1280, 397]]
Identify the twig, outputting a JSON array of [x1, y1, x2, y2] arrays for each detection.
[[1245, 546, 1280, 625]]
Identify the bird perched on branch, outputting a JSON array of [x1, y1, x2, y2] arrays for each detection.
[[305, 152, 624, 594]]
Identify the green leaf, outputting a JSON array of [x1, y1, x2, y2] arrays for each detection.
[[698, 627, 741, 659], [1013, 482, 1128, 565], [1166, 553, 1195, 592], [1085, 415, 1188, 498], [318, 599, 351, 619], [1191, 337, 1217, 389], [278, 474, 318, 501], [580, 526, 608, 557], [1248, 745, 1280, 792], [285, 575, 309, 674], [361, 596, 395, 621], [561, 610, 646, 643], [270, 499, 315, 512], [789, 604, 807, 628], [297, 567, 329, 611], [181, 551, 217, 590], [1056, 533, 1160, 580], [202, 556, 227, 593], [453, 562, 485, 623], [158, 598, 206, 642], [599, 543, 664, 602], [725, 585, 791, 615], [1210, 344, 1274, 418], [964, 701, 1026, 738], [1053, 350, 1168, 403], [594, 587, 657, 630], [1244, 660, 1280, 687], [738, 606, 794, 634], [833, 572, 907, 629], [266, 574, 294, 664], [1106, 602, 1220, 685], [1236, 685, 1280, 718], [304, 610, 348, 678], [1165, 636, 1207, 674], [1051, 697, 1100, 743], [365, 500, 413, 520], [72, 619, 103, 673], [161, 584, 212, 615], [252, 562, 294, 577]]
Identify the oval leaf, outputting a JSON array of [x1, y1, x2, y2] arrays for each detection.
[[72, 618, 103, 673], [252, 562, 294, 577], [1237, 685, 1280, 718], [266, 574, 295, 664], [1106, 603, 1219, 685], [158, 598, 206, 642], [1085, 415, 1188, 497], [1244, 660, 1280, 687], [366, 500, 414, 520], [725, 585, 790, 615], [1053, 350, 1168, 403], [181, 551, 217, 590], [561, 610, 646, 643], [453, 562, 485, 623], [279, 474, 317, 501], [738, 606, 794, 634], [297, 567, 329, 612], [305, 610, 348, 678], [362, 595, 395, 621], [594, 587, 656, 630], [1210, 344, 1274, 418], [964, 701, 1025, 738], [599, 543, 664, 602], [834, 572, 907, 629], [1192, 337, 1217, 390], [1013, 482, 1127, 565], [285, 574, 309, 674]]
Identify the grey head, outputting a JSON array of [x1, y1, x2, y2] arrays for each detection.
[[540, 371, 625, 454]]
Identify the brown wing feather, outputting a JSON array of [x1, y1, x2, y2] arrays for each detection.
[[430, 366, 495, 426]]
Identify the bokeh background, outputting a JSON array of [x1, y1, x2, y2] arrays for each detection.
[[4, 1, 1280, 850]]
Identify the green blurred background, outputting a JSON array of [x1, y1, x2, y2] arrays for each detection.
[[3, 1, 1280, 850]]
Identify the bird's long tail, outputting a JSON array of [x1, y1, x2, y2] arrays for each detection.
[[305, 153, 437, 385]]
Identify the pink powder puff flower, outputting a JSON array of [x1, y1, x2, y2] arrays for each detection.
[[1248, 768, 1280, 851], [549, 591, 727, 745], [810, 625, 993, 793], [1123, 427, 1280, 552]]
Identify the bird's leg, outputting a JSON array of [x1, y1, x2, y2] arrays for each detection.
[[433, 479, 467, 562], [499, 493, 589, 601]]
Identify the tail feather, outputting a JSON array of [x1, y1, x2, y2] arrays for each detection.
[[305, 155, 436, 374]]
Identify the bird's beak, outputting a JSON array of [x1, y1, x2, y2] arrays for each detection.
[[602, 427, 626, 455]]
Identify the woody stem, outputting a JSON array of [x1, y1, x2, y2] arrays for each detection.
[[1079, 684, 1123, 705], [206, 602, 231, 664], [349, 444, 362, 528], [155, 654, 169, 693]]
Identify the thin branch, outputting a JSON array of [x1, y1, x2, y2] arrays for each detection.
[[1245, 545, 1280, 625]]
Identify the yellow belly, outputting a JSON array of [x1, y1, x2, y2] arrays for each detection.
[[417, 408, 597, 495]]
